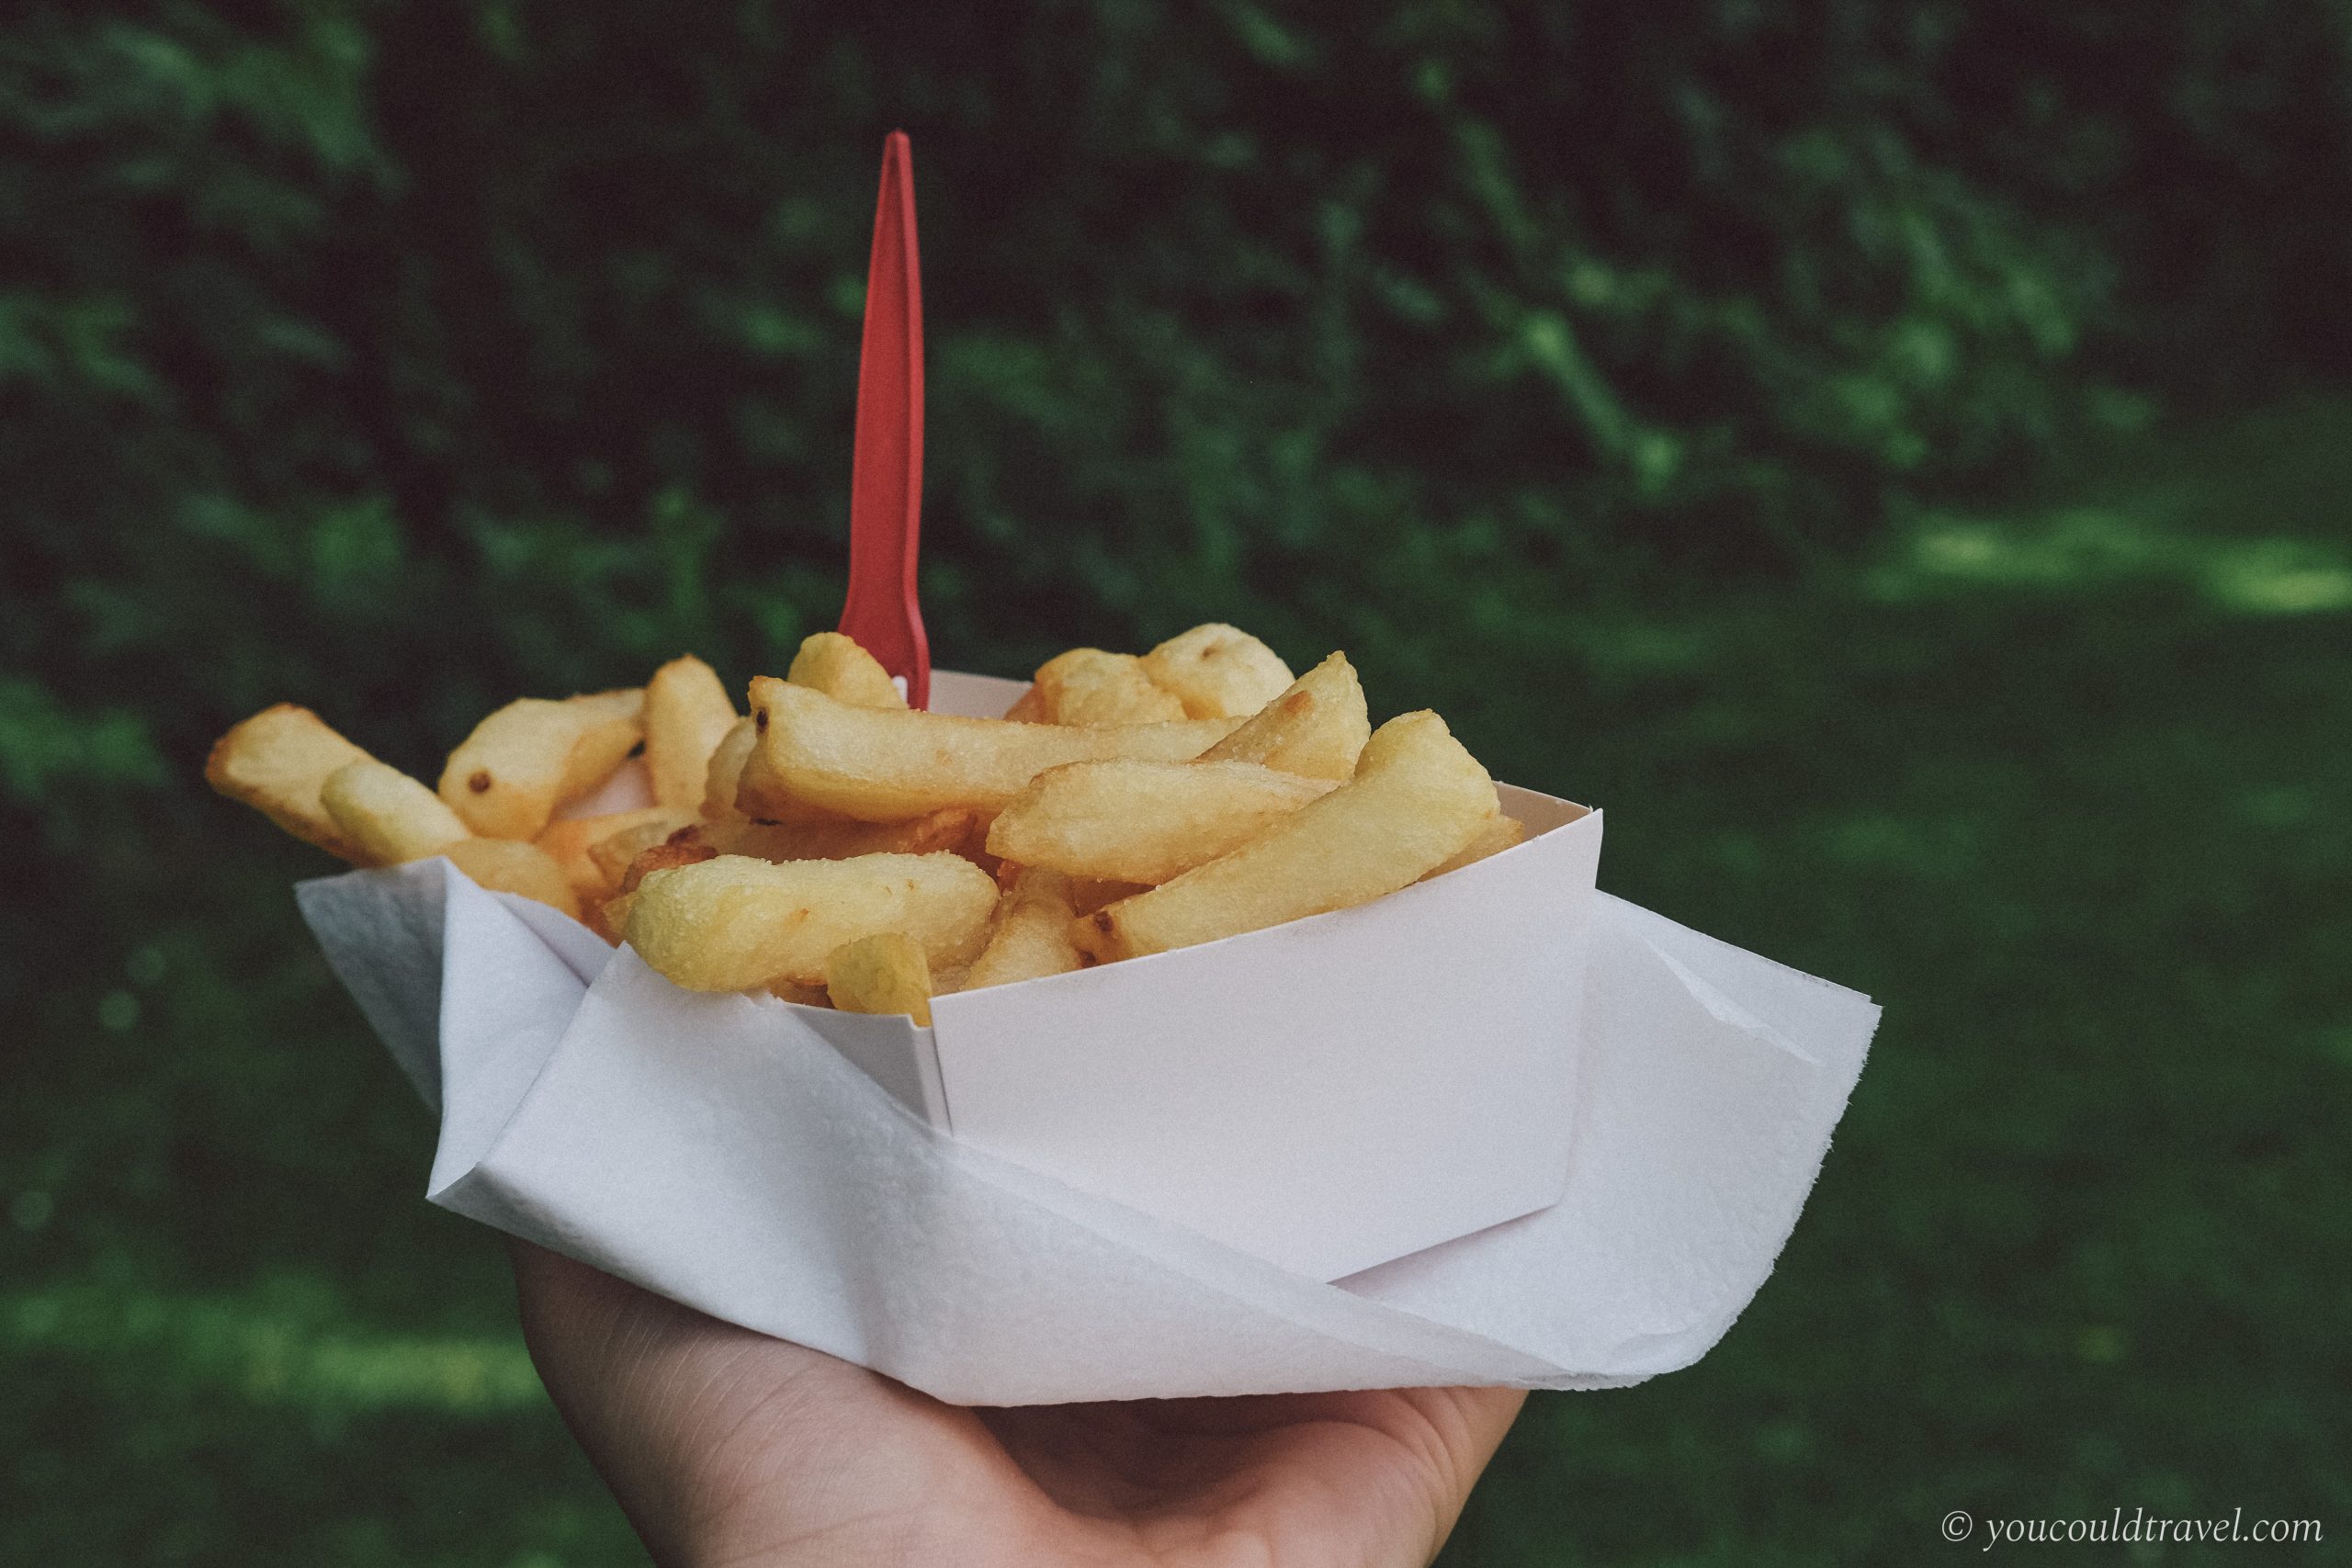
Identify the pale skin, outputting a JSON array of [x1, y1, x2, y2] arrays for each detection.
[[511, 1240, 1526, 1567]]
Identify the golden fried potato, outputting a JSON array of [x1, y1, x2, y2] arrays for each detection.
[[747, 678, 1240, 822], [1422, 814, 1528, 880], [1139, 624, 1295, 719], [986, 760, 1333, 886], [537, 806, 698, 899], [676, 807, 980, 864], [668, 818, 797, 861], [588, 888, 636, 944], [626, 852, 999, 990], [1028, 649, 1188, 726], [701, 716, 759, 819], [445, 837, 582, 919], [959, 867, 1084, 991], [1069, 876, 1150, 915], [766, 976, 831, 1008], [733, 738, 864, 825], [786, 631, 906, 709], [1074, 711, 1497, 962], [220, 618, 1547, 981], [1198, 652, 1371, 783], [320, 760, 470, 866], [799, 807, 981, 862], [616, 832, 718, 897], [583, 808, 699, 886], [824, 931, 934, 1023], [205, 704, 376, 862], [437, 689, 644, 840], [642, 656, 738, 811]]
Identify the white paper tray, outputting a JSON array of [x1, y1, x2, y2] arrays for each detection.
[[298, 845, 1876, 1404]]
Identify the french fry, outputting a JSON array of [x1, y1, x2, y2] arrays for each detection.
[[701, 716, 758, 819], [212, 616, 1546, 995], [1422, 814, 1528, 880], [986, 760, 1333, 886], [444, 837, 582, 919], [204, 704, 375, 862], [437, 689, 645, 840], [787, 631, 906, 709], [642, 656, 738, 811], [766, 976, 831, 1008], [959, 867, 1084, 991], [1139, 624, 1295, 719], [734, 738, 863, 825], [1074, 711, 1497, 962], [320, 760, 471, 866], [1028, 649, 1187, 726], [584, 809, 699, 887], [824, 932, 934, 1023], [537, 806, 699, 900], [670, 818, 801, 861], [588, 888, 636, 944], [747, 678, 1240, 822], [1198, 652, 1371, 783], [960, 831, 1006, 883], [684, 807, 980, 864], [617, 832, 719, 897], [626, 852, 999, 990], [786, 808, 984, 862], [1069, 876, 1150, 915]]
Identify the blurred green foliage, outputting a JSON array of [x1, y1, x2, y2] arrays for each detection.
[[5, 1, 2350, 1562], [6, 0, 2351, 828]]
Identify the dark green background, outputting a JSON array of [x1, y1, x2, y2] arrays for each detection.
[[5, 3, 2347, 1562]]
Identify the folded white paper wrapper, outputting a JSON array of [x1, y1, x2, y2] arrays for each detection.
[[296, 852, 1877, 1405]]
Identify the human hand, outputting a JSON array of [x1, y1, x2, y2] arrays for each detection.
[[511, 1240, 1524, 1567]]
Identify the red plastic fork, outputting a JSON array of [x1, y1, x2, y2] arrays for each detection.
[[836, 130, 931, 709]]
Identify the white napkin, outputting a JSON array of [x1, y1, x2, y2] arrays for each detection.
[[297, 860, 1876, 1404]]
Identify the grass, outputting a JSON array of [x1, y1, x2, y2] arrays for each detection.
[[1442, 397, 2352, 1565], [7, 399, 2350, 1564]]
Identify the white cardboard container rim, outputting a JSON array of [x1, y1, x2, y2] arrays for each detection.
[[794, 671, 1602, 1282]]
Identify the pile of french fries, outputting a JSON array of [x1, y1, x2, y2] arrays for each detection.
[[208, 625, 1528, 1021]]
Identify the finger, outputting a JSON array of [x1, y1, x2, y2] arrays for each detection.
[[1218, 1386, 1530, 1568], [507, 1239, 723, 1562], [1414, 1386, 1528, 1530], [1430, 1384, 1529, 1480], [509, 1235, 649, 1356]]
